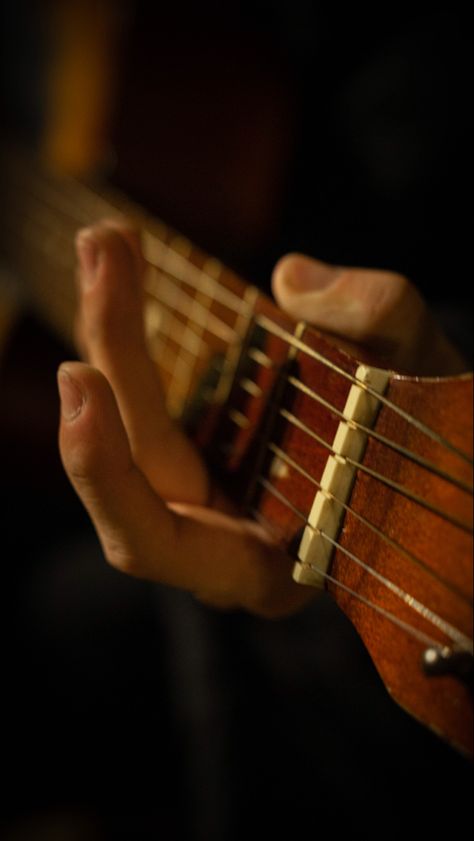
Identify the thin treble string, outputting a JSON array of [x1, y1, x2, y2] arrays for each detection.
[[255, 476, 472, 652], [250, 507, 451, 652], [286, 375, 472, 495], [266, 441, 472, 606], [278, 407, 471, 533], [234, 347, 472, 495]]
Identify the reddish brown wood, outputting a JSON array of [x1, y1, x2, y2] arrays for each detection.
[[330, 374, 473, 757]]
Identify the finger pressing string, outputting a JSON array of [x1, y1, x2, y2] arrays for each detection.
[[74, 222, 210, 505]]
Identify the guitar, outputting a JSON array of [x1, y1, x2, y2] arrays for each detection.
[[1, 146, 472, 759]]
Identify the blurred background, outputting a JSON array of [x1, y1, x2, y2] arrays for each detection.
[[0, 2, 472, 839]]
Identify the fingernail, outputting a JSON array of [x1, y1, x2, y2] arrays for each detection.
[[76, 231, 100, 285], [57, 368, 84, 420], [283, 261, 340, 293]]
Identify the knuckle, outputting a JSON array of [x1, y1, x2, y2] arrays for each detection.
[[62, 433, 106, 487], [103, 541, 140, 576], [355, 271, 412, 338]]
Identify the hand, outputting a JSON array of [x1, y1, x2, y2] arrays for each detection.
[[57, 221, 466, 617]]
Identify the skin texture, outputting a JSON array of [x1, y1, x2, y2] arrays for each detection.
[[58, 221, 467, 617]]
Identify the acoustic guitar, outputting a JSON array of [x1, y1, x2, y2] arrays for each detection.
[[0, 145, 472, 760]]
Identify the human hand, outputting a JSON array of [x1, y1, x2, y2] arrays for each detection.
[[57, 221, 466, 617]]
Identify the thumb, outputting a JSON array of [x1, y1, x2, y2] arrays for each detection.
[[272, 253, 466, 375]]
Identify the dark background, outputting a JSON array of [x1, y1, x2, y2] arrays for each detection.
[[0, 2, 472, 839]]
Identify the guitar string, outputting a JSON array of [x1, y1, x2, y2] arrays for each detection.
[[265, 441, 471, 605], [145, 269, 238, 344], [254, 477, 472, 652], [8, 173, 474, 474], [249, 507, 454, 652], [285, 375, 472, 495], [255, 314, 472, 465], [230, 353, 473, 497], [224, 395, 472, 534], [154, 298, 473, 615], [225, 400, 472, 534], [275, 408, 471, 534], [224, 402, 473, 603], [216, 398, 472, 605]]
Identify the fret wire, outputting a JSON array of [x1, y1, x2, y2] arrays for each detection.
[[168, 256, 210, 412], [143, 230, 252, 318], [210, 283, 260, 408], [256, 313, 473, 465], [228, 408, 251, 429], [145, 296, 208, 359], [149, 339, 183, 379], [267, 442, 471, 605], [152, 316, 203, 367], [287, 374, 472, 495], [158, 248, 192, 398], [239, 377, 263, 398], [256, 477, 472, 651], [147, 300, 217, 415], [279, 407, 472, 534], [247, 346, 276, 369]]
